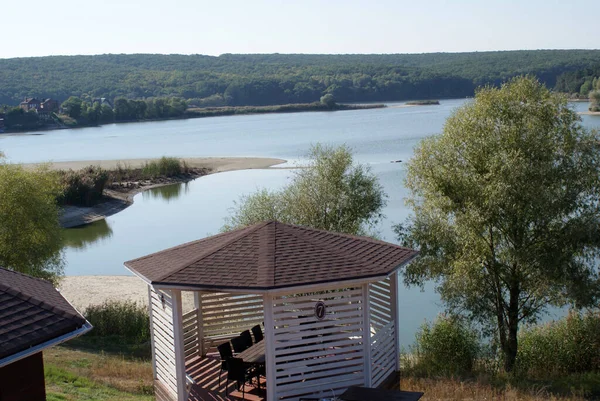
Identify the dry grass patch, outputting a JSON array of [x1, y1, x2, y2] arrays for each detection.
[[45, 346, 153, 396], [399, 377, 587, 401]]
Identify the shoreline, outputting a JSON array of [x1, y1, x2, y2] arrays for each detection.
[[0, 103, 385, 135], [578, 110, 600, 116], [24, 157, 286, 228]]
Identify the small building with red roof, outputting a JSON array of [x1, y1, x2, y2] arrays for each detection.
[[0, 268, 92, 401]]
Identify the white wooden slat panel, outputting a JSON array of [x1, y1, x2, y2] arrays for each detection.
[[368, 277, 396, 388], [277, 356, 363, 376], [273, 351, 363, 372], [277, 376, 364, 400], [201, 293, 263, 331], [200, 292, 264, 354], [271, 286, 366, 400], [274, 344, 363, 364], [272, 289, 363, 308], [150, 288, 178, 399], [182, 306, 200, 361]]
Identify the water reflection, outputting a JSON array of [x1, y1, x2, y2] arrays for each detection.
[[63, 219, 113, 251], [142, 182, 189, 202]]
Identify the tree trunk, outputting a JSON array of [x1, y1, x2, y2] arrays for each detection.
[[503, 283, 520, 372]]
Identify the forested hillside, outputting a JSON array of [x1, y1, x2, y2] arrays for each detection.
[[554, 64, 600, 95], [1, 50, 600, 106]]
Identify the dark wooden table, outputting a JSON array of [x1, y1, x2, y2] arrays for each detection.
[[340, 386, 424, 401], [236, 340, 265, 364]]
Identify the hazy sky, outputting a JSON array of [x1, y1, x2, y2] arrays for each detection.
[[2, 0, 597, 59]]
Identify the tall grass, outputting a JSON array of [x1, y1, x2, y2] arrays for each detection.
[[84, 300, 150, 344], [516, 311, 600, 379], [402, 315, 480, 377], [57, 165, 108, 206], [141, 156, 187, 179]]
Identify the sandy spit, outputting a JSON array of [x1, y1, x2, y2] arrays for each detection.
[[59, 275, 196, 312], [22, 157, 286, 228], [23, 156, 286, 173]]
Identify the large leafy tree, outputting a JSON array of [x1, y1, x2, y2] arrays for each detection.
[[223, 144, 386, 235], [396, 77, 600, 372], [0, 154, 64, 284]]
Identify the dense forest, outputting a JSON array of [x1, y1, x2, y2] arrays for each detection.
[[554, 64, 600, 95], [1, 50, 600, 106]]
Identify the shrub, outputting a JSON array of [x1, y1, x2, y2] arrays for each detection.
[[516, 311, 600, 379], [141, 156, 186, 179], [84, 300, 150, 344], [405, 315, 480, 377], [57, 166, 108, 206], [590, 91, 600, 112]]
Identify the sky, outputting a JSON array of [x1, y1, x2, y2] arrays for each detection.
[[1, 0, 598, 59]]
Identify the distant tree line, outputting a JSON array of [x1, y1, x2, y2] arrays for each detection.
[[1, 51, 600, 107], [554, 64, 600, 97], [0, 106, 45, 130], [61, 96, 187, 123]]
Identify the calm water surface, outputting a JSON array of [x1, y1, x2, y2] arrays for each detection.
[[3, 100, 599, 346]]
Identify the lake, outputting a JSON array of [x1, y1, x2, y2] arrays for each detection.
[[1, 99, 598, 346]]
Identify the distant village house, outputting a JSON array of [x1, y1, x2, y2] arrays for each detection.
[[92, 97, 112, 108], [19, 97, 60, 119]]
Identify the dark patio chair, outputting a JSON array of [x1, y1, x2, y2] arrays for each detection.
[[240, 329, 253, 349], [217, 342, 233, 387], [231, 335, 248, 353], [225, 357, 258, 399], [251, 324, 263, 342]]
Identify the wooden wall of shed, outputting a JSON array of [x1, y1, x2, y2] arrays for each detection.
[[0, 352, 46, 401]]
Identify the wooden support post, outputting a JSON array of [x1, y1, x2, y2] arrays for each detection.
[[390, 272, 401, 372], [194, 292, 204, 357], [171, 290, 187, 401], [147, 286, 157, 380], [362, 283, 372, 387], [263, 294, 276, 401]]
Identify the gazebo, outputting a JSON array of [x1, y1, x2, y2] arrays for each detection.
[[125, 221, 418, 401]]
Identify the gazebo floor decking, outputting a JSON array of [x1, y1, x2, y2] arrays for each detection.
[[183, 355, 265, 401]]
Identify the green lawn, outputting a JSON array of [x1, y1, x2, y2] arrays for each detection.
[[44, 344, 153, 401]]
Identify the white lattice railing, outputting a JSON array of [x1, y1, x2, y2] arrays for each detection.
[[272, 287, 366, 400]]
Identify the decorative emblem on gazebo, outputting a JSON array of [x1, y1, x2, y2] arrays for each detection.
[[314, 300, 326, 320]]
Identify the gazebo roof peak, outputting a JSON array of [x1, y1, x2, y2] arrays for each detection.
[[124, 221, 418, 292]]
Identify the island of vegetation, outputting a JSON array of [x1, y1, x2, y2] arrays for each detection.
[[405, 100, 440, 105]]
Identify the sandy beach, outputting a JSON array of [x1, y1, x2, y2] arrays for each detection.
[[59, 275, 197, 312], [59, 275, 148, 310], [24, 156, 286, 173], [23, 157, 286, 227]]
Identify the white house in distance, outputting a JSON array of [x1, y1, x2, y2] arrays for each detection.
[[125, 221, 418, 401]]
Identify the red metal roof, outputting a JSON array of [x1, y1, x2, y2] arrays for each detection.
[[0, 268, 87, 360], [125, 221, 418, 291]]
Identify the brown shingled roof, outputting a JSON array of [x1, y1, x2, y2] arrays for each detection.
[[0, 268, 88, 360], [124, 221, 418, 291]]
